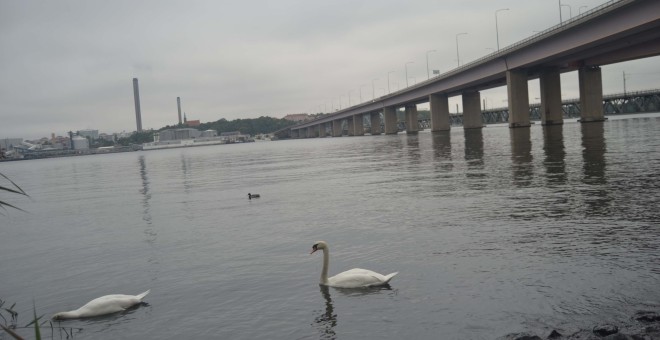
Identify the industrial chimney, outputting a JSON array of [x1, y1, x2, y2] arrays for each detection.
[[177, 97, 182, 125], [132, 78, 143, 132]]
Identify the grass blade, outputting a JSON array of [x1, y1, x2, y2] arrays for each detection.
[[0, 323, 25, 340]]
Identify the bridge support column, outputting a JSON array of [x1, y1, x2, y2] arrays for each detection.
[[462, 91, 483, 129], [307, 126, 315, 138], [578, 66, 605, 123], [383, 106, 398, 134], [430, 93, 450, 131], [353, 114, 364, 136], [347, 118, 354, 136], [332, 120, 342, 137], [540, 68, 563, 125], [405, 104, 419, 134], [291, 129, 300, 139], [370, 112, 381, 135], [507, 69, 531, 128]]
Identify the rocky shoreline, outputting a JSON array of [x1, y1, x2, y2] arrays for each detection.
[[498, 311, 660, 340]]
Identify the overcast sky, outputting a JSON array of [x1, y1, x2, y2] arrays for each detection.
[[1, 0, 658, 140]]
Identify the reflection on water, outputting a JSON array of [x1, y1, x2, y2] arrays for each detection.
[[138, 155, 159, 283], [464, 128, 484, 180], [581, 122, 607, 185], [405, 134, 421, 164], [432, 131, 452, 172], [312, 284, 395, 339], [180, 153, 192, 193], [510, 127, 533, 187], [138, 155, 152, 226], [542, 124, 567, 185], [314, 285, 337, 340], [581, 122, 611, 215]]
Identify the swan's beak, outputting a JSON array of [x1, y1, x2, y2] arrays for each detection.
[[310, 244, 318, 254]]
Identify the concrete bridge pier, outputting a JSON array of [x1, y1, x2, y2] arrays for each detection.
[[320, 123, 327, 137], [405, 104, 419, 134], [353, 114, 364, 136], [507, 69, 531, 128], [332, 120, 342, 137], [347, 118, 354, 136], [370, 112, 382, 135], [578, 66, 606, 123], [540, 68, 563, 125], [307, 126, 315, 138], [462, 91, 483, 129], [292, 129, 300, 138], [384, 107, 398, 134], [430, 93, 450, 131]]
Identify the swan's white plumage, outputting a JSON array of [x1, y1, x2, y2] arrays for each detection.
[[52, 290, 150, 320], [311, 241, 397, 288]]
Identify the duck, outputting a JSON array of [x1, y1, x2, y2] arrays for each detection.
[[248, 193, 260, 199], [310, 241, 397, 288], [52, 290, 150, 320]]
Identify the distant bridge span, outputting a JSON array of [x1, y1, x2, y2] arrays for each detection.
[[276, 0, 660, 139]]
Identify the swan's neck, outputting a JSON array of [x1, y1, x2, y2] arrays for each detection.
[[320, 247, 330, 285], [53, 310, 80, 320]]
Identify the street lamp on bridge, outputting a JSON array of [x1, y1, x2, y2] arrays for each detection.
[[561, 4, 572, 20], [495, 8, 509, 51], [360, 84, 367, 103], [387, 70, 395, 94], [405, 61, 414, 87], [426, 50, 436, 80], [455, 32, 468, 67]]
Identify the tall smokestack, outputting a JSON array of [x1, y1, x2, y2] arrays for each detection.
[[132, 78, 143, 132], [177, 97, 182, 125]]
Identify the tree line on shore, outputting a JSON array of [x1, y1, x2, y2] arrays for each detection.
[[116, 116, 297, 146]]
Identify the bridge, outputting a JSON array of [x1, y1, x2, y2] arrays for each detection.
[[431, 88, 660, 127], [274, 0, 660, 139]]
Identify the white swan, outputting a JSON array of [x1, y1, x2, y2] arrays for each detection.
[[310, 241, 397, 288], [52, 290, 150, 320]]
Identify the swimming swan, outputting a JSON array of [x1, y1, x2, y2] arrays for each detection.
[[248, 193, 260, 199], [310, 241, 397, 288], [52, 290, 150, 320]]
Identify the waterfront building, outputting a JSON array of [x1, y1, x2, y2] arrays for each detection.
[[78, 129, 99, 140], [1, 138, 23, 150], [71, 136, 89, 150]]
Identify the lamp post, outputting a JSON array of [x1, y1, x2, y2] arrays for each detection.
[[426, 50, 436, 80], [387, 71, 395, 94], [561, 4, 572, 20], [455, 32, 467, 67], [348, 90, 353, 106], [405, 61, 414, 87], [372, 78, 378, 100], [495, 8, 509, 51], [558, 0, 563, 23]]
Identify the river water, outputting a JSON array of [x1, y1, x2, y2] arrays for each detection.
[[1, 113, 659, 340]]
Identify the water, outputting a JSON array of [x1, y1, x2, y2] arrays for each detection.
[[1, 114, 659, 340]]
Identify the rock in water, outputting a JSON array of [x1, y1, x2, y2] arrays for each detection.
[[593, 323, 618, 337]]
